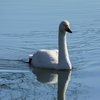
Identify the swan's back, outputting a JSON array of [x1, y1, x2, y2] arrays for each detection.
[[30, 50, 58, 69]]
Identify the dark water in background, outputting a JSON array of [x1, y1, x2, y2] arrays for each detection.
[[0, 0, 100, 100]]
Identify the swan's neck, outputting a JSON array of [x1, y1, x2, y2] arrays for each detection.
[[58, 31, 70, 68]]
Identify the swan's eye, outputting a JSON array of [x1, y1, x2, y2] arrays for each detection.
[[63, 24, 65, 26]]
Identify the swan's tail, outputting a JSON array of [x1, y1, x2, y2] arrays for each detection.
[[29, 55, 33, 64]]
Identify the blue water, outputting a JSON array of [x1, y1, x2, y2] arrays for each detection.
[[0, 0, 100, 100]]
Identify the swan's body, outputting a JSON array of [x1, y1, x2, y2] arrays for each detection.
[[29, 20, 72, 70]]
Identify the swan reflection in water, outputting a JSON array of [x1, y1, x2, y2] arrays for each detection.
[[30, 67, 72, 100]]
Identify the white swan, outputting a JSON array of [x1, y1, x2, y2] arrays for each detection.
[[29, 20, 72, 70]]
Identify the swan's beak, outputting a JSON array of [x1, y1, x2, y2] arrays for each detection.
[[65, 25, 72, 33], [67, 28, 72, 33]]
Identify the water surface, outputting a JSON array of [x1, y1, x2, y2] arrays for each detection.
[[0, 0, 100, 100]]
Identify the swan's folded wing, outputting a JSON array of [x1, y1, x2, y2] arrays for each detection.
[[30, 50, 58, 69]]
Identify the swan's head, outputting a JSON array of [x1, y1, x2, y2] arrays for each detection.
[[59, 20, 72, 33]]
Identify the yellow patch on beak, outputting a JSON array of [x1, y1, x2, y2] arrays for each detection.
[[65, 25, 70, 30]]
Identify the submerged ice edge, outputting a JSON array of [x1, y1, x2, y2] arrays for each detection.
[[0, 68, 30, 72]]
